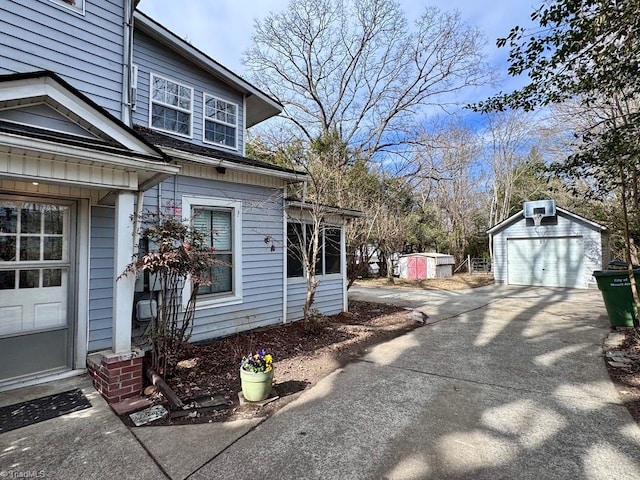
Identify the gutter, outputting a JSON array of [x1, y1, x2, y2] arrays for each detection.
[[159, 146, 307, 183]]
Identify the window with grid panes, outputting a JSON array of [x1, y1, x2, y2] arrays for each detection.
[[150, 74, 193, 136], [203, 94, 237, 149]]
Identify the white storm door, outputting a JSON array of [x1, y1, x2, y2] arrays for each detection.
[[0, 199, 74, 382]]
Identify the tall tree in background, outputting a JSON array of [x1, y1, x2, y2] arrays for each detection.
[[244, 0, 490, 168], [476, 0, 640, 323], [413, 121, 485, 261], [484, 111, 539, 226]]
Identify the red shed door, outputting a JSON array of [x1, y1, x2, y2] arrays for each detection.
[[407, 257, 417, 279]]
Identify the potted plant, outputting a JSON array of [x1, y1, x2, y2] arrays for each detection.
[[240, 349, 274, 401]]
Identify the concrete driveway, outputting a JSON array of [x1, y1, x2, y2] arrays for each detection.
[[191, 285, 640, 479]]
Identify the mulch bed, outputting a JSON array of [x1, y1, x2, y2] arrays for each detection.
[[128, 300, 421, 425], [604, 328, 640, 423]]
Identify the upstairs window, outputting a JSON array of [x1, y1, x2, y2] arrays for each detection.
[[203, 94, 238, 149], [150, 74, 193, 137], [50, 0, 84, 14]]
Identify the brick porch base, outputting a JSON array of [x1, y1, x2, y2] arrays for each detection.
[[87, 349, 144, 404]]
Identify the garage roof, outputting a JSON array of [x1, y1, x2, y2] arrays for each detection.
[[487, 206, 607, 235]]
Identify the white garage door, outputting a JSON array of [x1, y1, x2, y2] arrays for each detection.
[[507, 236, 585, 288]]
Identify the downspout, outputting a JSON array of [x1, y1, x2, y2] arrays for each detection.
[[133, 190, 145, 250], [488, 232, 493, 278], [341, 219, 348, 312], [121, 0, 134, 125], [282, 186, 288, 323]]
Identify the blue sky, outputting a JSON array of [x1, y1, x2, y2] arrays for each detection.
[[138, 0, 538, 102]]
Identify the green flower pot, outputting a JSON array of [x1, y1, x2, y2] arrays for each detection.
[[240, 368, 274, 402]]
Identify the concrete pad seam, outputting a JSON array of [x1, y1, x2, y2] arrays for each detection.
[[423, 297, 507, 325], [357, 358, 626, 410], [128, 426, 173, 480], [185, 416, 268, 480]]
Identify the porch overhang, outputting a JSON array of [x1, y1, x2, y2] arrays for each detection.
[[0, 135, 179, 192]]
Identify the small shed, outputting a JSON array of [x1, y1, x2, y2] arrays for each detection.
[[487, 200, 609, 289], [397, 253, 455, 280]]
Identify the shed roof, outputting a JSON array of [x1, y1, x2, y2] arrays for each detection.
[[487, 206, 607, 235], [400, 252, 455, 264]]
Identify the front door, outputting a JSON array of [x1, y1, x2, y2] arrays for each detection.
[[0, 198, 75, 383]]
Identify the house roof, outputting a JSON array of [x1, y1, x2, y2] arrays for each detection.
[[487, 206, 607, 234], [134, 125, 307, 182], [0, 71, 170, 161], [285, 198, 363, 218], [133, 10, 282, 128], [0, 71, 179, 191]]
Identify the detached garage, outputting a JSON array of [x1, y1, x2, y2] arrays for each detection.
[[488, 200, 609, 289]]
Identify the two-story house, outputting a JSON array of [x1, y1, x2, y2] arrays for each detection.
[[0, 0, 353, 403]]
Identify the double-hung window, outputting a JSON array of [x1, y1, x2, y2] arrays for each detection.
[[150, 74, 193, 137], [182, 196, 242, 308], [287, 223, 342, 278], [203, 94, 238, 149]]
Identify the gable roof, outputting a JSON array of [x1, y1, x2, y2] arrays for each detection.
[[133, 10, 282, 128], [0, 71, 169, 160], [487, 206, 607, 234], [0, 71, 179, 190]]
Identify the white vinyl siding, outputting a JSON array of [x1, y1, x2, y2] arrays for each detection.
[[149, 73, 193, 137], [203, 94, 238, 150]]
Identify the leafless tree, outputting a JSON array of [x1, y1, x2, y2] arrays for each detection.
[[484, 111, 540, 226], [244, 0, 491, 167], [413, 120, 485, 261]]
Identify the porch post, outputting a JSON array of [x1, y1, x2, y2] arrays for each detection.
[[113, 191, 135, 353]]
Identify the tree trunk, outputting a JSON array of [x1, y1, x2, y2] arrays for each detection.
[[620, 163, 640, 331]]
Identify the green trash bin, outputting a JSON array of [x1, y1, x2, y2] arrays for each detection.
[[593, 270, 640, 327]]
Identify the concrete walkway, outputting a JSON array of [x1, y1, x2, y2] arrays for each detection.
[[2, 285, 640, 479]]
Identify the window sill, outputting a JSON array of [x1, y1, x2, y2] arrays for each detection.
[[202, 139, 239, 152], [194, 294, 243, 311], [286, 273, 342, 284], [149, 125, 193, 140]]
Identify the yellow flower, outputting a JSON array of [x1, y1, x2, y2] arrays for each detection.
[[265, 354, 273, 363]]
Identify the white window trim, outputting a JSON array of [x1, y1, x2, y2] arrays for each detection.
[[49, 0, 85, 15], [202, 93, 239, 151], [286, 222, 343, 283], [149, 73, 194, 139], [182, 195, 243, 310]]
